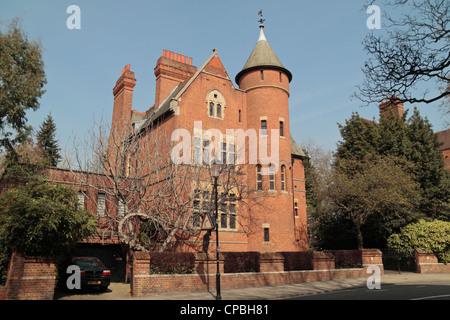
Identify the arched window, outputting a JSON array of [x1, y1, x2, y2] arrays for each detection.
[[256, 165, 262, 191], [281, 165, 286, 191], [206, 90, 225, 119]]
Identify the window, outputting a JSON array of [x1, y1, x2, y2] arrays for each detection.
[[260, 70, 264, 81], [279, 121, 284, 137], [294, 200, 298, 217], [216, 104, 222, 118], [203, 138, 210, 164], [192, 189, 202, 228], [194, 136, 201, 164], [209, 102, 214, 117], [77, 191, 85, 210], [222, 142, 227, 165], [221, 213, 227, 228], [227, 142, 235, 166], [256, 165, 263, 191], [97, 193, 106, 216], [264, 228, 270, 242], [206, 90, 225, 119], [238, 110, 241, 123], [269, 164, 275, 191], [261, 120, 267, 135], [193, 211, 201, 228], [281, 165, 286, 191], [118, 199, 125, 216], [279, 72, 282, 82], [220, 202, 227, 214], [193, 190, 213, 228], [229, 214, 236, 229]]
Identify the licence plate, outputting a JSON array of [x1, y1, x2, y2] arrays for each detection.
[[88, 281, 101, 285]]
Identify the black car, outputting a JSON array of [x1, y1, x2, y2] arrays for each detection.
[[67, 257, 111, 292]]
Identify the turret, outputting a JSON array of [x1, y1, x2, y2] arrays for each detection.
[[237, 17, 300, 251]]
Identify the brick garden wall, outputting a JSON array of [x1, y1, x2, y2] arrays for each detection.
[[0, 252, 56, 300], [131, 249, 384, 297], [415, 249, 450, 273]]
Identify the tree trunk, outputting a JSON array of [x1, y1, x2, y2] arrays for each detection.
[[355, 223, 364, 250], [159, 215, 183, 252]]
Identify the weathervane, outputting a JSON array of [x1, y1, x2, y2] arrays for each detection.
[[258, 10, 265, 28]]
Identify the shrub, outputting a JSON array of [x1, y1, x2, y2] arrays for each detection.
[[149, 252, 195, 274], [329, 250, 362, 268], [0, 181, 96, 259], [280, 252, 313, 271], [224, 252, 260, 273], [387, 219, 450, 263]]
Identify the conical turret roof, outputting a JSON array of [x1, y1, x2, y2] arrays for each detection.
[[235, 26, 292, 85]]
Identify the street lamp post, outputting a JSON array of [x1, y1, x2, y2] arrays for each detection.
[[210, 159, 221, 300]]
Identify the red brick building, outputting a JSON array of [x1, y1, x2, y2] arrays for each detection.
[[50, 23, 308, 275], [115, 22, 307, 252]]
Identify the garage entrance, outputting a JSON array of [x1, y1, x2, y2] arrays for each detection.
[[71, 244, 127, 282]]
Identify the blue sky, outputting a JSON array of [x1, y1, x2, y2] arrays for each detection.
[[1, 0, 448, 154]]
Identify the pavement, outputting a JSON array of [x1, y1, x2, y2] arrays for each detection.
[[54, 270, 450, 300]]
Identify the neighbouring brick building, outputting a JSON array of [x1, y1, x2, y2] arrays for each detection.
[[436, 128, 450, 172]]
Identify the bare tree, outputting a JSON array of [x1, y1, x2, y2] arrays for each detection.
[[63, 117, 266, 252], [355, 0, 449, 109]]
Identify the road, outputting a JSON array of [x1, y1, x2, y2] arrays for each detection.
[[55, 271, 450, 300], [289, 283, 450, 300]]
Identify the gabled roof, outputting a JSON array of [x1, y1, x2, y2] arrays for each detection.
[[138, 49, 232, 130], [235, 27, 292, 84]]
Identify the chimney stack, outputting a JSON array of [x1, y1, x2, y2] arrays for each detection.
[[379, 95, 404, 119], [112, 64, 136, 129], [154, 50, 197, 107]]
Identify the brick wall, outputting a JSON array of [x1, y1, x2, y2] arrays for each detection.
[[415, 248, 450, 273], [0, 252, 56, 300], [131, 249, 383, 297]]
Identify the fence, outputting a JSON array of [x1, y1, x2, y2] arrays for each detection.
[[381, 249, 415, 273]]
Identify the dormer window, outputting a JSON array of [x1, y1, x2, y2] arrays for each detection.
[[206, 90, 225, 119]]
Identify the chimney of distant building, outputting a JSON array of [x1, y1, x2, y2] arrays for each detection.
[[154, 50, 197, 107], [379, 95, 404, 119]]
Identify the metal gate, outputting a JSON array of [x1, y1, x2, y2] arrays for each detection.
[[381, 249, 416, 272]]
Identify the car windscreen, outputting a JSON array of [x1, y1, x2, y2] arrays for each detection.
[[73, 258, 104, 268]]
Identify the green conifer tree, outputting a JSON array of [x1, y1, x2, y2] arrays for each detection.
[[36, 113, 60, 167], [331, 108, 450, 248]]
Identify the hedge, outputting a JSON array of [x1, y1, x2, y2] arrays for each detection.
[[223, 252, 260, 273], [280, 251, 314, 271], [149, 252, 195, 274], [328, 250, 362, 268]]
